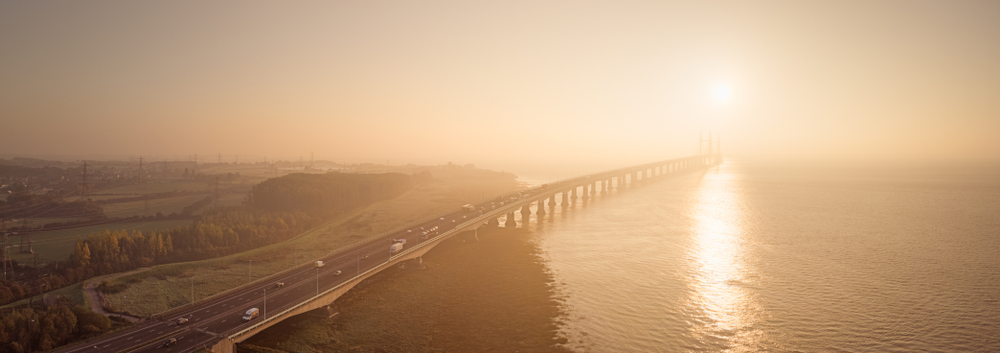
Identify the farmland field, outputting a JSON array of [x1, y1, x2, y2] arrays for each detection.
[[91, 180, 214, 195], [9, 219, 192, 265], [102, 194, 208, 218], [8, 217, 90, 229]]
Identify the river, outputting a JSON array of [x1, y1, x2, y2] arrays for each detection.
[[512, 160, 1000, 352]]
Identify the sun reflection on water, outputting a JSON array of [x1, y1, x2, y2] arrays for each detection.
[[688, 170, 763, 350]]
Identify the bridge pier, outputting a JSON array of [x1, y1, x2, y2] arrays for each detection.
[[561, 191, 568, 205], [536, 200, 546, 215], [505, 212, 516, 228], [603, 180, 608, 193], [487, 217, 499, 227], [520, 205, 531, 216]]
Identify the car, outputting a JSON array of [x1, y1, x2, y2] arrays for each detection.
[[361, 255, 369, 261], [334, 270, 342, 275], [162, 338, 177, 347], [243, 308, 259, 321], [274, 282, 285, 288], [176, 317, 188, 325]]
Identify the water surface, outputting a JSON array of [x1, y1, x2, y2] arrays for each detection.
[[515, 161, 1000, 352]]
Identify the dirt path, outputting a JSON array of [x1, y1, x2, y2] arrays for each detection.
[[84, 267, 152, 323]]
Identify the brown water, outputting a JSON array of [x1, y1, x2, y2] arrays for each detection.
[[514, 161, 1000, 352]]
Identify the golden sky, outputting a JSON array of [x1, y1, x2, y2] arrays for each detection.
[[2, 1, 998, 169]]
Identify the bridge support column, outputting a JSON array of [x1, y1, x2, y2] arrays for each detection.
[[488, 217, 499, 227], [212, 338, 235, 353], [603, 180, 608, 193], [520, 205, 531, 216], [505, 212, 516, 228], [548, 195, 557, 207], [570, 187, 576, 200], [562, 191, 568, 205], [536, 200, 546, 215]]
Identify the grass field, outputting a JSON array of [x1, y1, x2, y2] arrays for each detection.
[[91, 180, 214, 195], [63, 194, 123, 202], [9, 219, 193, 265], [7, 217, 90, 229], [103, 167, 520, 317], [0, 281, 89, 309], [102, 194, 208, 218]]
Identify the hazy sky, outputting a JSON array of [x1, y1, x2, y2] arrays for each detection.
[[2, 1, 998, 171]]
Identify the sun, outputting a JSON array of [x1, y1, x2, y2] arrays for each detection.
[[711, 83, 731, 104]]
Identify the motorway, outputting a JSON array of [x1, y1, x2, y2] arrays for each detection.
[[56, 200, 508, 353]]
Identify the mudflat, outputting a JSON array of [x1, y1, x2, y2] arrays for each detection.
[[241, 227, 571, 353]]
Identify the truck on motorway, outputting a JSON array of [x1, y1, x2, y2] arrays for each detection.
[[462, 204, 475, 211], [390, 243, 404, 254], [243, 308, 259, 321], [314, 261, 325, 268]]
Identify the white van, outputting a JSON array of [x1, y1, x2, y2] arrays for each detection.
[[243, 308, 259, 321]]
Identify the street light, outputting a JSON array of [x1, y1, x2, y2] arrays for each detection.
[[263, 289, 266, 319], [315, 267, 319, 296], [248, 260, 252, 283]]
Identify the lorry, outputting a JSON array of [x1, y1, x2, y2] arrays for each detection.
[[462, 204, 475, 211], [314, 261, 325, 268], [243, 308, 259, 321], [390, 243, 404, 254]]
